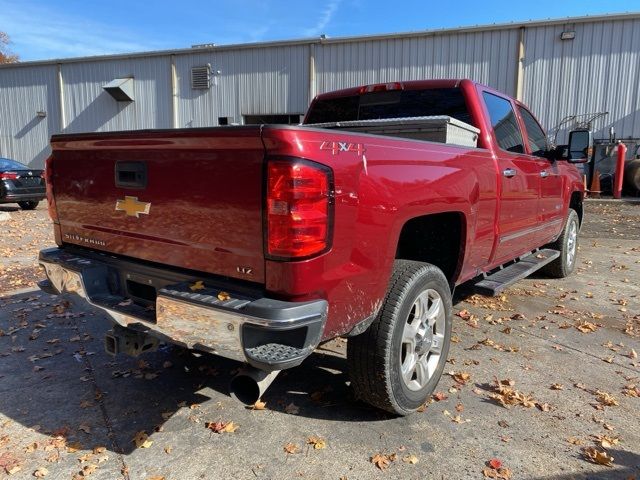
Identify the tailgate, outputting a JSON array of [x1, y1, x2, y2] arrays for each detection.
[[50, 127, 266, 283]]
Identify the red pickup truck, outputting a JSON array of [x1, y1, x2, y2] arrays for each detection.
[[39, 79, 587, 415]]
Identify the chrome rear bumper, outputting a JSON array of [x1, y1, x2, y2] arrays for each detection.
[[39, 247, 327, 371]]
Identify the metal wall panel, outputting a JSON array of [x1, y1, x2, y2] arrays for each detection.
[[315, 29, 519, 96], [61, 56, 172, 134], [523, 18, 640, 143], [0, 64, 60, 167], [175, 45, 309, 127], [0, 15, 639, 168]]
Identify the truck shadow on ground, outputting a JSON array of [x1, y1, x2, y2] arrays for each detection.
[[0, 291, 394, 456]]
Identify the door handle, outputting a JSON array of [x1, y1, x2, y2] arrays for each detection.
[[540, 170, 549, 178], [503, 168, 517, 178]]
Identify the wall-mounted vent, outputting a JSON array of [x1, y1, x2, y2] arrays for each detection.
[[191, 65, 211, 89], [103, 77, 135, 101]]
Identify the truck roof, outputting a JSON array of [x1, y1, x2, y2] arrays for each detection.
[[313, 79, 479, 100]]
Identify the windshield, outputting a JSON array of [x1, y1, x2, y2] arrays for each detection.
[[0, 158, 28, 171], [305, 87, 473, 125]]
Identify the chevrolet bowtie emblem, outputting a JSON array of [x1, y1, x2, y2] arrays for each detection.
[[115, 196, 151, 218]]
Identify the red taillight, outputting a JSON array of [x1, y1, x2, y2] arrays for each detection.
[[44, 156, 59, 223], [266, 159, 333, 259], [0, 171, 18, 180]]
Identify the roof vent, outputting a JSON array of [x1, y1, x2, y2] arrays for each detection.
[[103, 77, 134, 102], [191, 65, 211, 89]]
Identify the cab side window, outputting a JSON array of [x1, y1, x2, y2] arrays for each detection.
[[518, 107, 548, 157], [482, 92, 524, 154]]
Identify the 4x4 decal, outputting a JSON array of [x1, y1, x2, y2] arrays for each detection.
[[320, 141, 366, 156]]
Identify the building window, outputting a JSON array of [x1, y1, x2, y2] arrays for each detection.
[[243, 114, 301, 125], [218, 117, 229, 126]]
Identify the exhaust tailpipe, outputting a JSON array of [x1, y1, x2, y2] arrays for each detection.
[[229, 367, 280, 405]]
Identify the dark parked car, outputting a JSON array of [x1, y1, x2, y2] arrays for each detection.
[[0, 158, 45, 210]]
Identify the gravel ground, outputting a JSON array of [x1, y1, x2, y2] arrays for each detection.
[[0, 201, 638, 479]]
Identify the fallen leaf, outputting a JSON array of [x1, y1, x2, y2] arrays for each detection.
[[567, 437, 584, 445], [592, 434, 621, 449], [489, 379, 535, 408], [307, 436, 326, 449], [576, 321, 599, 333], [402, 454, 419, 464], [449, 371, 471, 385], [283, 443, 299, 454], [284, 403, 300, 415], [217, 291, 231, 301], [432, 392, 448, 401], [250, 400, 266, 410], [132, 431, 153, 448], [488, 458, 502, 469], [33, 467, 48, 477], [189, 281, 205, 291], [595, 390, 619, 407], [24, 442, 38, 453], [482, 466, 513, 479], [550, 383, 564, 390], [582, 446, 614, 466], [7, 465, 21, 475], [536, 402, 552, 412], [205, 421, 238, 434], [371, 453, 396, 470], [66, 442, 82, 453]]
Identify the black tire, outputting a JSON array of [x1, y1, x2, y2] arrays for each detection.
[[541, 209, 580, 278], [347, 260, 452, 415], [18, 201, 39, 210]]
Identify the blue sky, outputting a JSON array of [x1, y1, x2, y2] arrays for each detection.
[[1, 0, 639, 61]]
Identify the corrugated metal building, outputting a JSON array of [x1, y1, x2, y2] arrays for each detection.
[[1, 12, 639, 167]]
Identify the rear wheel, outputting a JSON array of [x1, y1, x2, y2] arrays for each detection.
[[542, 208, 579, 278], [347, 260, 452, 415], [18, 201, 39, 210]]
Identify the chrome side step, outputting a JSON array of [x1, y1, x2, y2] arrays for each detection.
[[474, 248, 560, 296]]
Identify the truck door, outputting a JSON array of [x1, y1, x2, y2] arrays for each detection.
[[481, 91, 542, 266], [517, 105, 565, 245]]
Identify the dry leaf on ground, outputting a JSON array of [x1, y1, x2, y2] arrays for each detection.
[[205, 421, 238, 434], [283, 443, 299, 454], [306, 436, 326, 449], [371, 453, 396, 470], [132, 431, 153, 448], [582, 446, 614, 466], [33, 467, 49, 477], [402, 454, 418, 464]]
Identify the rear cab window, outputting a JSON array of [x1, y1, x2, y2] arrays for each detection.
[[305, 88, 474, 126], [482, 92, 525, 154]]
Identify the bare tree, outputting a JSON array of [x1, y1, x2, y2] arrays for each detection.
[[0, 31, 19, 63]]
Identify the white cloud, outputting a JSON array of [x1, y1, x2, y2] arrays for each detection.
[[303, 0, 341, 37], [0, 1, 162, 60]]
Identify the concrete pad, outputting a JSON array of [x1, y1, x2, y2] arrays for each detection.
[[0, 204, 638, 479]]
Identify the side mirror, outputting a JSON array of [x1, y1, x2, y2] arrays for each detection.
[[567, 129, 593, 163]]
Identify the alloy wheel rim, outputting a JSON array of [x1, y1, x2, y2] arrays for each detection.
[[399, 288, 445, 391]]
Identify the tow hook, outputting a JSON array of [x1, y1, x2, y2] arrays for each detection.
[[104, 325, 159, 357]]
